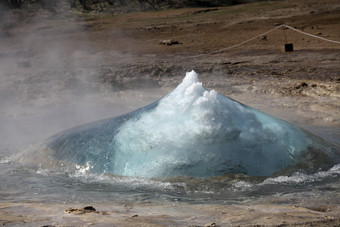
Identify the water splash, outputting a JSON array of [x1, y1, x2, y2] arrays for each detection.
[[36, 71, 340, 178]]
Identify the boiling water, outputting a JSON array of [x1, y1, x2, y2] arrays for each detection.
[[1, 153, 340, 205], [1, 71, 340, 206]]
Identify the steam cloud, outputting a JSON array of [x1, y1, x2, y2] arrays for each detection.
[[0, 9, 160, 151]]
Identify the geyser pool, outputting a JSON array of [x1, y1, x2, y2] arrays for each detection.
[[36, 71, 340, 178]]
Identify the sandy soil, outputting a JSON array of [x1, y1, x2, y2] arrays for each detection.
[[0, 0, 340, 226], [1, 200, 340, 226]]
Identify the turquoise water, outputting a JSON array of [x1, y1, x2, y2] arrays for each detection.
[[1, 72, 340, 206], [1, 151, 340, 204], [30, 71, 340, 179]]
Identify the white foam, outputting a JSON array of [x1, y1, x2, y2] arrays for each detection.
[[0, 156, 11, 164], [111, 71, 314, 177], [262, 164, 340, 184]]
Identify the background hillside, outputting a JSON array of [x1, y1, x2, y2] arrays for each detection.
[[0, 0, 339, 137], [1, 0, 274, 13]]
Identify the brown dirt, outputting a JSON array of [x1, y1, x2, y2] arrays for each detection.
[[1, 201, 340, 226], [1, 0, 339, 127]]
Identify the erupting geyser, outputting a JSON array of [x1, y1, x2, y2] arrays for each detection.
[[44, 71, 339, 178]]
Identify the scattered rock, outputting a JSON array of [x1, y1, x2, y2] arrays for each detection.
[[204, 223, 220, 227], [159, 39, 179, 45], [65, 206, 99, 215], [83, 206, 96, 211], [295, 82, 308, 90], [306, 205, 331, 212]]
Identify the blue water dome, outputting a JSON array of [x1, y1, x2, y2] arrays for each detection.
[[45, 71, 340, 178]]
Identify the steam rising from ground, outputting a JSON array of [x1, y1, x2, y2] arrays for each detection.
[[0, 10, 161, 150]]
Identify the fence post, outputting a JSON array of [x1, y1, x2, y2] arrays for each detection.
[[283, 25, 294, 52]]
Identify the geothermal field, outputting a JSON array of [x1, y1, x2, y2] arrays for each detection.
[[1, 0, 340, 226]]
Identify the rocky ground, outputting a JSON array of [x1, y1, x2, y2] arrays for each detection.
[[0, 0, 340, 225], [1, 0, 339, 127], [1, 201, 340, 226]]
